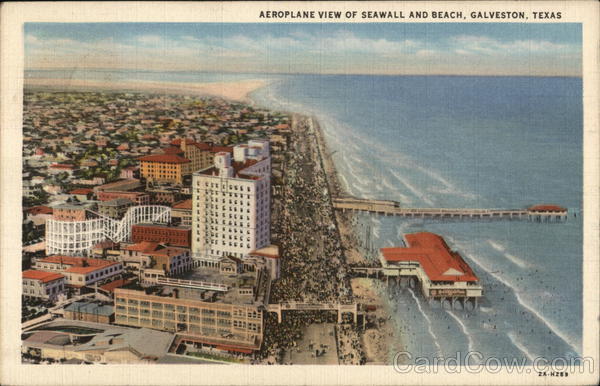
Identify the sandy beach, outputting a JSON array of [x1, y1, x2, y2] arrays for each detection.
[[24, 78, 267, 103]]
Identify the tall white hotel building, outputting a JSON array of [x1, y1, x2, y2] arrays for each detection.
[[191, 139, 271, 259]]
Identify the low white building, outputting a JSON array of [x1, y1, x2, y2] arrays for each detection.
[[22, 270, 66, 301], [33, 255, 123, 288]]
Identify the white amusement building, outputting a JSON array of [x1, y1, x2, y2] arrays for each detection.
[[45, 201, 171, 256]]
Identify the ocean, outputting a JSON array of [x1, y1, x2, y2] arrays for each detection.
[[251, 74, 583, 364], [26, 69, 583, 363]]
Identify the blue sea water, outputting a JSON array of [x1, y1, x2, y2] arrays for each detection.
[[252, 74, 583, 363], [26, 70, 583, 363]]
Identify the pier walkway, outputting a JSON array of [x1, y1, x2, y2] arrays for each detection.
[[333, 197, 568, 221]]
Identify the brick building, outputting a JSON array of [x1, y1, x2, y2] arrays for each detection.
[[131, 224, 191, 248]]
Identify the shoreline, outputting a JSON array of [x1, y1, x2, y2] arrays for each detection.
[[310, 115, 403, 364], [24, 78, 268, 103]]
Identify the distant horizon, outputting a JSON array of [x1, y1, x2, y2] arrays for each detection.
[[25, 67, 582, 79], [25, 23, 582, 77]]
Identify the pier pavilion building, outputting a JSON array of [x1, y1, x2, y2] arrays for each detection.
[[380, 232, 483, 309]]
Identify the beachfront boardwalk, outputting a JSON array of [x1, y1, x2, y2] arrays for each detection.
[[267, 302, 360, 324], [333, 197, 568, 222]]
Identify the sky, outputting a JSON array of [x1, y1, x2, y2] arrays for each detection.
[[24, 23, 582, 76]]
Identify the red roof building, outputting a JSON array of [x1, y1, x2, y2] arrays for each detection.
[[380, 232, 482, 299], [381, 233, 478, 282], [69, 188, 94, 195], [26, 205, 53, 216], [99, 278, 133, 293], [528, 204, 567, 213], [22, 270, 66, 300], [123, 241, 162, 254], [22, 270, 64, 283], [33, 255, 123, 288]]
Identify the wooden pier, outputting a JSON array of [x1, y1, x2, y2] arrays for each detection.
[[333, 197, 568, 221]]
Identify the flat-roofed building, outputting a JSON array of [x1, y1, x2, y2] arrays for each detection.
[[22, 270, 65, 301], [141, 246, 193, 285], [94, 179, 150, 205], [94, 179, 142, 193], [192, 139, 271, 259], [52, 201, 97, 222], [21, 321, 174, 364], [96, 190, 151, 205], [64, 301, 114, 324], [115, 254, 270, 353], [119, 241, 162, 271], [97, 198, 134, 219], [114, 285, 264, 353]]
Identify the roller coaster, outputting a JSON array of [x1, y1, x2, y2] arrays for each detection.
[[46, 205, 171, 256]]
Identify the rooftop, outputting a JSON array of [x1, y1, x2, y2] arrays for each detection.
[[122, 241, 162, 254], [99, 279, 134, 293], [99, 198, 134, 207], [69, 188, 93, 195], [133, 223, 190, 231], [172, 199, 192, 210], [528, 204, 567, 213], [92, 240, 119, 250], [197, 159, 263, 181], [37, 256, 120, 273], [50, 163, 75, 169], [26, 205, 53, 215], [95, 179, 141, 192], [149, 246, 189, 258], [171, 138, 233, 154], [55, 201, 96, 211], [22, 270, 64, 283], [64, 301, 114, 317], [138, 154, 191, 164], [381, 232, 478, 283], [23, 321, 174, 361]]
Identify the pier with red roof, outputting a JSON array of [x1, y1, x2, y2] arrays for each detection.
[[379, 232, 483, 310]]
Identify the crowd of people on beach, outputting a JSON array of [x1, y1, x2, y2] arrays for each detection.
[[271, 116, 352, 304], [257, 115, 366, 364]]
